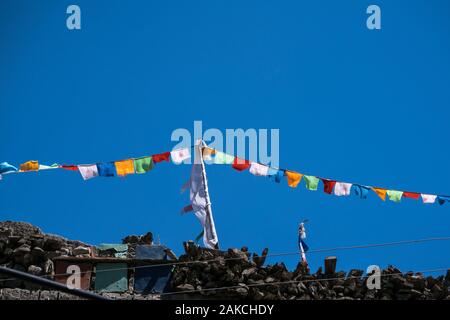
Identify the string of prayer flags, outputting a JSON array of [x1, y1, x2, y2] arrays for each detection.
[[322, 179, 336, 194], [97, 162, 116, 177], [372, 187, 387, 201], [213, 151, 234, 165], [170, 148, 191, 164], [421, 194, 437, 204], [134, 156, 153, 174], [152, 152, 171, 163], [285, 171, 302, 188], [78, 164, 99, 180], [20, 160, 39, 172], [387, 190, 403, 203], [114, 159, 135, 177], [2, 144, 447, 208], [352, 184, 371, 199], [334, 182, 352, 196], [304, 175, 320, 191], [232, 157, 251, 171], [249, 162, 270, 176]]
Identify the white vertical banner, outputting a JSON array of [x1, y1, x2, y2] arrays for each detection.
[[189, 139, 219, 249]]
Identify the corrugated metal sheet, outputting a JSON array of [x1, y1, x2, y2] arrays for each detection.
[[133, 264, 173, 294], [94, 263, 128, 292], [97, 243, 128, 258], [135, 245, 167, 260], [54, 261, 92, 290]]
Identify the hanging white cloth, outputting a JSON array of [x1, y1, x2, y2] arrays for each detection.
[[187, 141, 219, 249], [171, 148, 191, 164], [249, 162, 270, 176], [334, 182, 352, 196], [78, 164, 98, 180]]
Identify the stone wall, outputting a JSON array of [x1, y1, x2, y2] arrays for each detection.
[[1, 221, 449, 300]]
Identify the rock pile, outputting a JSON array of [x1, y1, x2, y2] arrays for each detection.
[[170, 243, 450, 300], [1, 221, 450, 300], [0, 221, 90, 289]]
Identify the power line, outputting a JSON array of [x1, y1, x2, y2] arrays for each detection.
[[1, 236, 449, 282]]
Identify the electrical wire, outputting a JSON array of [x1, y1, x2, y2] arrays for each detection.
[[1, 236, 449, 282]]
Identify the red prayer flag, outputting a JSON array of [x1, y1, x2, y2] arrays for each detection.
[[232, 157, 251, 171], [152, 152, 171, 163], [61, 165, 78, 171], [322, 179, 337, 194], [403, 192, 420, 200]]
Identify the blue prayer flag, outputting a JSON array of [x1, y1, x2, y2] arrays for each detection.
[[97, 162, 116, 177]]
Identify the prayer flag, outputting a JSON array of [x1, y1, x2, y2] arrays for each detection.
[[387, 190, 403, 203], [152, 152, 170, 163], [232, 157, 251, 171], [352, 184, 370, 199], [421, 194, 437, 204], [202, 147, 216, 161], [0, 162, 18, 174], [403, 192, 420, 200], [334, 182, 352, 196], [97, 162, 116, 177], [78, 164, 99, 180], [114, 159, 135, 177], [437, 196, 449, 206], [134, 156, 153, 174], [372, 187, 387, 201], [61, 165, 78, 171], [322, 179, 336, 194], [38, 164, 59, 170], [213, 151, 234, 165], [20, 160, 39, 172], [285, 171, 303, 188], [171, 148, 191, 164], [249, 162, 270, 176], [304, 175, 320, 191]]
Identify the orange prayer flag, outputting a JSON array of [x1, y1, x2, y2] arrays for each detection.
[[114, 159, 135, 177], [20, 160, 39, 172], [372, 187, 387, 201], [202, 147, 216, 160], [285, 171, 303, 188]]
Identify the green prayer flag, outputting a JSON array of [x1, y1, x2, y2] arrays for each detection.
[[133, 157, 153, 174], [387, 190, 403, 202], [304, 175, 320, 191], [213, 151, 235, 164]]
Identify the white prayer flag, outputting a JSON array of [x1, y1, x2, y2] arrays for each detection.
[[249, 162, 270, 176], [78, 164, 99, 180], [421, 194, 437, 204], [334, 182, 352, 196], [171, 148, 191, 164], [188, 142, 219, 249]]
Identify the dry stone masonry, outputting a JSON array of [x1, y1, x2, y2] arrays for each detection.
[[1, 221, 449, 300]]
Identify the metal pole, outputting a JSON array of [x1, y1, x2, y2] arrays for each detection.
[[198, 140, 219, 249], [0, 266, 110, 300]]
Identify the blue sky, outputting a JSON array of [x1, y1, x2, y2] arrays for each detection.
[[1, 0, 449, 274]]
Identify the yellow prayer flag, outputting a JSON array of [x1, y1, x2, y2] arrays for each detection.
[[372, 187, 387, 201], [20, 160, 39, 172], [285, 171, 303, 188], [114, 159, 135, 177]]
